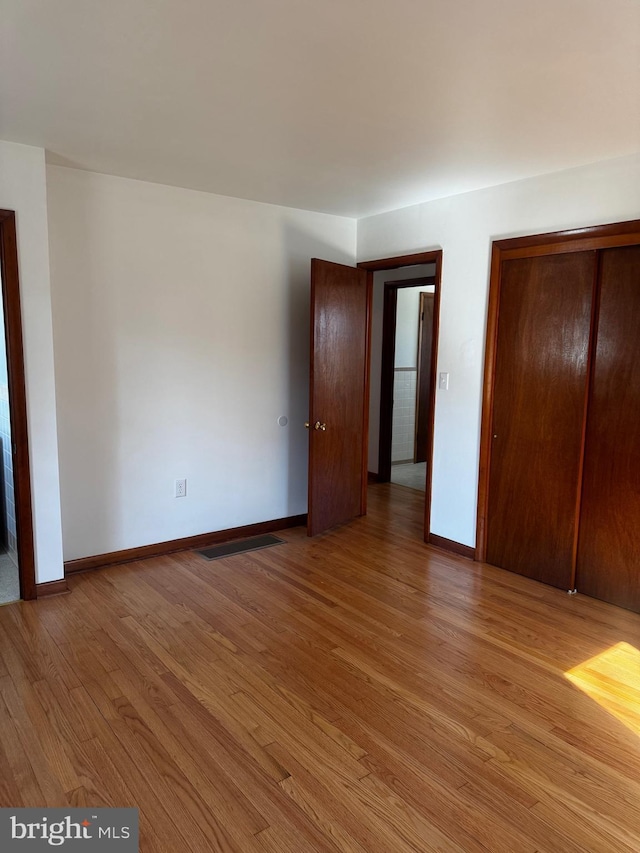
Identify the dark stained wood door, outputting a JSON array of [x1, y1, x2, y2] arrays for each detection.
[[308, 259, 371, 536], [576, 246, 640, 612], [486, 252, 596, 588], [0, 211, 37, 600], [414, 292, 434, 464]]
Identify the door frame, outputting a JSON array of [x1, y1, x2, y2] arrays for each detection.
[[476, 218, 640, 565], [378, 276, 436, 481], [0, 210, 37, 600], [358, 251, 443, 543]]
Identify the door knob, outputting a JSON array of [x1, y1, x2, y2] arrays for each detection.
[[304, 422, 310, 429], [314, 421, 327, 431]]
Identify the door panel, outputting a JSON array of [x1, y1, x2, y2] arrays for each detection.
[[308, 259, 370, 536], [486, 252, 595, 588], [577, 246, 640, 612], [415, 292, 434, 464]]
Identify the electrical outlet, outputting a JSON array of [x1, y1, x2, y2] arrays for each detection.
[[175, 478, 187, 498]]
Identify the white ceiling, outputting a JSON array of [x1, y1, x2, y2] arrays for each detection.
[[1, 0, 639, 218]]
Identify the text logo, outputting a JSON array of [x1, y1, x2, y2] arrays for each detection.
[[1, 809, 138, 851]]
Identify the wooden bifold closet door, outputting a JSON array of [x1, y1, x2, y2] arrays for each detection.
[[486, 252, 595, 590], [483, 228, 640, 614], [576, 245, 640, 612]]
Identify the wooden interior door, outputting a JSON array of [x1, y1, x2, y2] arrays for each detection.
[[486, 252, 595, 588], [0, 210, 37, 600], [414, 292, 434, 464], [307, 259, 370, 536], [576, 245, 640, 612]]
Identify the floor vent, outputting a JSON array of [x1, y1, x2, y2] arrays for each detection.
[[196, 534, 285, 561]]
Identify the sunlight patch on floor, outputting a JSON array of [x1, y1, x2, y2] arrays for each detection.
[[565, 642, 640, 736]]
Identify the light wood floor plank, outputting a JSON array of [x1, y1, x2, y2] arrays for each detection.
[[0, 484, 638, 851]]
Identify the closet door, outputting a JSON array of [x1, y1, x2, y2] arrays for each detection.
[[577, 245, 640, 612], [486, 252, 595, 588]]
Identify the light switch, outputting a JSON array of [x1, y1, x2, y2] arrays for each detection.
[[438, 372, 450, 391]]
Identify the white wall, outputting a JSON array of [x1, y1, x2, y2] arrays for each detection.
[[47, 166, 356, 561], [358, 152, 640, 547], [0, 141, 64, 583], [368, 265, 435, 472], [395, 284, 435, 369]]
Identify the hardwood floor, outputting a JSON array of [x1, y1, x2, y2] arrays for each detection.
[[1, 484, 640, 852]]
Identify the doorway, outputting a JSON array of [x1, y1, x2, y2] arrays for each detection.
[[0, 210, 36, 601], [392, 288, 435, 490], [376, 275, 436, 490], [358, 252, 442, 542], [306, 250, 442, 542]]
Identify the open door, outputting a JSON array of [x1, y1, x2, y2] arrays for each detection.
[[307, 259, 371, 536], [415, 292, 434, 464], [0, 210, 36, 600]]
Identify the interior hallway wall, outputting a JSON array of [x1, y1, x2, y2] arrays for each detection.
[[0, 140, 64, 584], [358, 152, 640, 547], [47, 166, 356, 561], [395, 285, 435, 368]]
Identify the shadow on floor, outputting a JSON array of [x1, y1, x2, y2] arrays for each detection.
[[0, 548, 19, 604], [391, 461, 427, 491]]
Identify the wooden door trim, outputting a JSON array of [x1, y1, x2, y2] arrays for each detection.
[[378, 283, 397, 482], [476, 218, 640, 564], [358, 250, 443, 543], [0, 210, 36, 600], [358, 250, 442, 272], [361, 273, 373, 515], [495, 220, 640, 258]]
